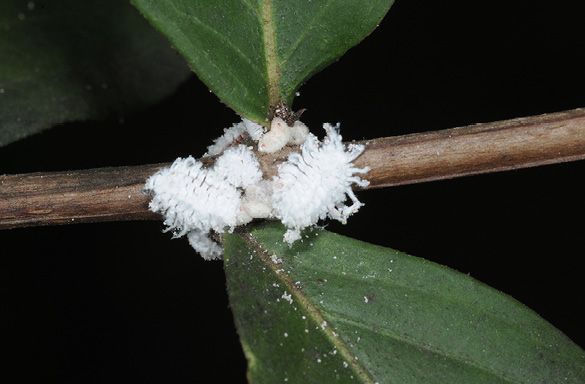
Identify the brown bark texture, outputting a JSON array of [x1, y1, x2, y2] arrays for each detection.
[[1, 108, 584, 230]]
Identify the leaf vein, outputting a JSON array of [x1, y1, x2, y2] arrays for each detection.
[[325, 312, 523, 383]]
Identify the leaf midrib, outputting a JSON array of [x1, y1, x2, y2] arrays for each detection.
[[252, 231, 537, 383], [239, 230, 378, 384], [260, 0, 280, 110], [242, 233, 519, 383]]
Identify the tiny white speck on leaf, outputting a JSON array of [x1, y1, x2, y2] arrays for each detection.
[[282, 291, 293, 304]]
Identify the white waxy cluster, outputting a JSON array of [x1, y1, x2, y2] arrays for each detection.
[[258, 117, 309, 153], [205, 118, 266, 157], [144, 145, 262, 260], [144, 117, 369, 260], [272, 123, 370, 243]]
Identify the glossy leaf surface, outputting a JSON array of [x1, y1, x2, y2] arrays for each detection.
[[0, 0, 191, 147], [224, 222, 585, 383], [132, 0, 395, 124]]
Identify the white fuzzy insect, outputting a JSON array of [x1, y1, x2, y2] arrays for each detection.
[[272, 123, 370, 244], [144, 145, 262, 260], [205, 118, 266, 157], [213, 144, 263, 187]]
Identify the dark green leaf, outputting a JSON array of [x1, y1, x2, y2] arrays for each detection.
[[0, 0, 192, 147], [224, 222, 585, 383], [132, 0, 395, 124]]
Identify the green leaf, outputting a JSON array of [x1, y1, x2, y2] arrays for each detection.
[[224, 222, 585, 383], [132, 0, 395, 124], [0, 0, 192, 147]]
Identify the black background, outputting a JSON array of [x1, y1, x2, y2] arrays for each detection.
[[2, 0, 584, 382]]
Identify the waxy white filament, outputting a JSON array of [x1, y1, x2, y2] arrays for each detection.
[[144, 119, 369, 260], [272, 123, 370, 244]]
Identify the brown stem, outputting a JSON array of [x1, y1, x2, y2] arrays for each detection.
[[353, 108, 585, 188], [0, 164, 162, 229], [1, 108, 584, 230]]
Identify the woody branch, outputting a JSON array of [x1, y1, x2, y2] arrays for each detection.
[[1, 108, 584, 230]]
